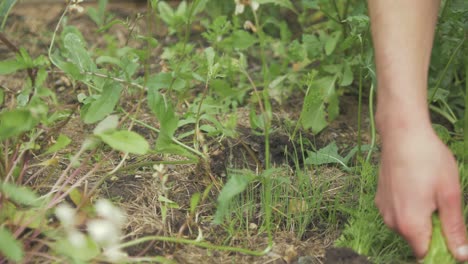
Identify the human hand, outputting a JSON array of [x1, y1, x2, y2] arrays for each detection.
[[375, 123, 468, 261]]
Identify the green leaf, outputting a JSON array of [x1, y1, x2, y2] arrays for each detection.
[[325, 31, 341, 55], [340, 62, 354, 86], [54, 236, 100, 262], [63, 32, 96, 73], [98, 130, 149, 155], [93, 115, 119, 134], [228, 30, 258, 50], [256, 0, 296, 11], [424, 214, 456, 264], [190, 192, 201, 215], [44, 134, 72, 155], [0, 226, 23, 262], [213, 171, 255, 224], [158, 1, 175, 25], [158, 195, 180, 209], [300, 76, 338, 134], [305, 142, 349, 170], [82, 82, 122, 124], [433, 124, 451, 144], [0, 182, 41, 207], [0, 109, 37, 140], [0, 59, 25, 75], [0, 0, 16, 31], [147, 84, 179, 149]]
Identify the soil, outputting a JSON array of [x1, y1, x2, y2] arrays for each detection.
[[2, 2, 377, 264]]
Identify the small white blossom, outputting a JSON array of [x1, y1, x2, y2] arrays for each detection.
[[95, 199, 126, 227], [251, 1, 260, 11], [87, 219, 120, 247], [234, 0, 260, 15], [68, 230, 87, 248], [70, 0, 84, 13], [55, 203, 76, 229]]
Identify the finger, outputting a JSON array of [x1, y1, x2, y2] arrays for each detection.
[[398, 212, 432, 259], [437, 185, 468, 261]]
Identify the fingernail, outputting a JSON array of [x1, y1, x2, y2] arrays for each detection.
[[456, 245, 468, 258]]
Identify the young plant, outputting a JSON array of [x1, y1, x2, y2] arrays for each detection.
[[423, 215, 457, 264]]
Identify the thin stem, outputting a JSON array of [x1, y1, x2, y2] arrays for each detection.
[[84, 71, 146, 90], [429, 104, 457, 124], [48, 2, 71, 67], [366, 84, 376, 162], [118, 235, 272, 256], [357, 38, 364, 158], [193, 77, 211, 152], [129, 116, 206, 159]]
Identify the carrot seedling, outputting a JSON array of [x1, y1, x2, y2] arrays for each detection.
[[423, 214, 456, 264]]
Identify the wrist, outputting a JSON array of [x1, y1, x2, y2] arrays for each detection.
[[375, 101, 432, 140]]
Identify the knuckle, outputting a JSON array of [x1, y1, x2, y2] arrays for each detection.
[[444, 219, 466, 236], [439, 188, 461, 204]]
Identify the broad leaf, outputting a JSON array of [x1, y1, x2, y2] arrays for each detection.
[[230, 30, 258, 50], [63, 32, 96, 73], [213, 171, 255, 224], [0, 227, 23, 262], [44, 134, 72, 154], [0, 182, 41, 207], [0, 59, 25, 75], [82, 82, 122, 124], [0, 109, 37, 140], [98, 130, 149, 155], [325, 31, 341, 55], [300, 76, 338, 134], [93, 115, 119, 134], [305, 142, 347, 168]]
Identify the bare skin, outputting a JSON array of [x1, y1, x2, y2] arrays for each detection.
[[368, 0, 468, 260]]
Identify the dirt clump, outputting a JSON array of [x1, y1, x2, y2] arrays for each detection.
[[324, 247, 372, 264]]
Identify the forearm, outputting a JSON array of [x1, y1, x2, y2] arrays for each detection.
[[368, 0, 440, 134]]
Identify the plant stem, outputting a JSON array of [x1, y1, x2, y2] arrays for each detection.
[[429, 104, 457, 124], [357, 38, 364, 158], [48, 2, 70, 67], [118, 235, 272, 256], [129, 116, 206, 159], [366, 84, 376, 163]]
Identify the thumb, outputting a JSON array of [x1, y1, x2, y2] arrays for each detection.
[[437, 187, 468, 261]]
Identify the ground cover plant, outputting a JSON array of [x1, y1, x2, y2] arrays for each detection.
[[0, 0, 466, 263]]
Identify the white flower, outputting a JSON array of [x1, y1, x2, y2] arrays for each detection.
[[251, 1, 260, 11], [87, 219, 120, 247], [55, 203, 76, 229], [234, 0, 260, 15], [70, 0, 84, 13], [68, 230, 87, 248], [95, 199, 126, 227]]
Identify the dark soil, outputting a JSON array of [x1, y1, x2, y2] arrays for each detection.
[[324, 248, 373, 264]]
